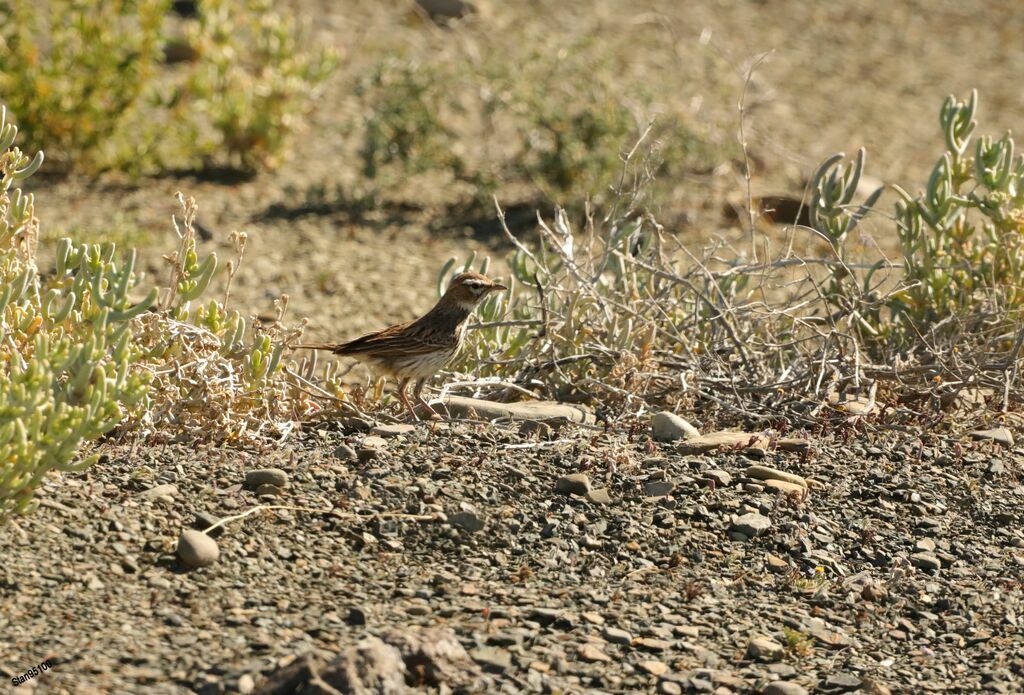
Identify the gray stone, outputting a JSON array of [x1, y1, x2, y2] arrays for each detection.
[[745, 465, 807, 488], [731, 513, 771, 538], [360, 435, 389, 450], [449, 511, 484, 533], [244, 468, 288, 488], [585, 488, 613, 504], [658, 681, 684, 695], [602, 626, 633, 644], [910, 552, 942, 571], [578, 643, 611, 662], [369, 423, 417, 438], [333, 444, 358, 462], [822, 672, 862, 691], [915, 538, 936, 552], [746, 634, 784, 662], [193, 512, 224, 537], [140, 483, 178, 499], [644, 480, 675, 497], [762, 682, 808, 695], [176, 530, 219, 568], [255, 484, 283, 497], [651, 411, 700, 441], [469, 646, 512, 673], [441, 396, 595, 424], [555, 473, 592, 496], [677, 431, 769, 454], [704, 469, 732, 487], [970, 427, 1014, 447]]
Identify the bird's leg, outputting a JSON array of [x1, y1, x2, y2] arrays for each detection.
[[396, 378, 419, 420], [413, 378, 440, 418]]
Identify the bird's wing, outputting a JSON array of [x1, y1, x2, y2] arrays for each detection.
[[332, 319, 456, 356]]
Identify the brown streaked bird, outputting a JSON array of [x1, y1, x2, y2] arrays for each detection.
[[294, 271, 507, 419]]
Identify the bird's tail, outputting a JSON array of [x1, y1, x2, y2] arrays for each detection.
[[291, 342, 343, 353]]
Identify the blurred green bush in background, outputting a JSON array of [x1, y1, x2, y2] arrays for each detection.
[[0, 0, 335, 176]]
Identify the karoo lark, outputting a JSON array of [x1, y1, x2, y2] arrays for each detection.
[[295, 271, 506, 418]]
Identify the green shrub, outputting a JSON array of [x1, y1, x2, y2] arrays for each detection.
[[176, 0, 338, 173], [0, 107, 155, 520], [0, 0, 168, 172], [357, 59, 465, 183], [430, 91, 1024, 418], [356, 45, 721, 210], [0, 0, 336, 176], [0, 101, 313, 522], [890, 91, 1024, 345], [808, 91, 1024, 355]]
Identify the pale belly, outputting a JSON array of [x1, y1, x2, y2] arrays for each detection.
[[363, 346, 458, 381]]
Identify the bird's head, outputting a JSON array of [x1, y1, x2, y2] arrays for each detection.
[[442, 271, 507, 310]]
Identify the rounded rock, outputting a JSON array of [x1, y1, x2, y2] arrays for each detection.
[[651, 411, 700, 442], [176, 529, 220, 568], [244, 468, 289, 488], [746, 634, 784, 662]]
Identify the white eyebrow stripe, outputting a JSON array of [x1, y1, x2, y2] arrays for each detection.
[[462, 278, 487, 288]]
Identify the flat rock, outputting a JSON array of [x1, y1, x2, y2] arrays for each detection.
[[440, 396, 594, 424], [370, 423, 417, 438], [970, 427, 1014, 447], [578, 644, 611, 662], [821, 672, 862, 691], [634, 637, 671, 652], [762, 682, 808, 695], [704, 469, 732, 487], [449, 511, 484, 533], [602, 626, 632, 645], [644, 480, 675, 497], [676, 431, 769, 454], [360, 435, 389, 450], [176, 530, 219, 568], [637, 660, 668, 676], [651, 411, 700, 441], [585, 488, 613, 504], [805, 620, 852, 649], [910, 552, 942, 571], [555, 473, 592, 496], [746, 635, 784, 662], [140, 483, 178, 499], [244, 468, 289, 488], [765, 479, 808, 496], [777, 438, 811, 453], [746, 465, 807, 488], [470, 646, 512, 673], [731, 513, 771, 538], [766, 553, 790, 573], [333, 444, 358, 462]]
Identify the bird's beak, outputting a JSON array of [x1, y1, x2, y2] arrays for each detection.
[[491, 283, 508, 292]]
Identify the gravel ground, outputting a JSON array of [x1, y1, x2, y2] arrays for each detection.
[[2, 415, 1022, 694]]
